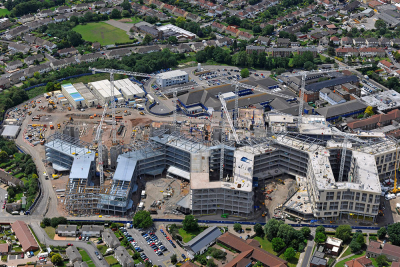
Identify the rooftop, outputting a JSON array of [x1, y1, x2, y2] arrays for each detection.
[[361, 90, 400, 111]]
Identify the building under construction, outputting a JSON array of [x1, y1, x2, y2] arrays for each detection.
[[46, 112, 397, 220]]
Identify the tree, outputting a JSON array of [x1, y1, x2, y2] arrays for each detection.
[[33, 72, 40, 79], [143, 34, 152, 45], [335, 225, 352, 242], [42, 218, 51, 227], [301, 227, 311, 239], [388, 223, 400, 245], [182, 215, 199, 232], [234, 223, 242, 232], [264, 219, 283, 241], [241, 68, 250, 78], [176, 16, 186, 28], [132, 251, 140, 259], [52, 253, 63, 265], [133, 210, 153, 229], [122, 10, 130, 17], [315, 232, 326, 243], [254, 224, 264, 237], [375, 19, 386, 30], [327, 46, 335, 57], [284, 247, 296, 260], [196, 50, 207, 63], [111, 9, 122, 19], [170, 254, 177, 264], [168, 36, 178, 44], [349, 240, 361, 253], [272, 237, 285, 252], [304, 61, 314, 70], [121, 0, 131, 10], [211, 249, 226, 259], [378, 227, 387, 240], [0, 151, 8, 161], [67, 31, 83, 46], [365, 106, 374, 116], [376, 255, 388, 267], [207, 259, 217, 267], [46, 82, 55, 92]]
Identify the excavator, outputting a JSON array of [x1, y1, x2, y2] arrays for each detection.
[[48, 100, 56, 109]]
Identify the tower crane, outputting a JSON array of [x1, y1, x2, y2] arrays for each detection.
[[282, 64, 372, 125], [95, 104, 108, 185]]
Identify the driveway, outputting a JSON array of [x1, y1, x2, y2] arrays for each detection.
[[105, 19, 133, 35], [30, 223, 109, 266]]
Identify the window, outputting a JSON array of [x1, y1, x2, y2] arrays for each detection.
[[375, 196, 380, 204], [349, 202, 354, 210], [326, 192, 334, 201], [368, 195, 373, 203], [325, 212, 332, 216], [355, 192, 360, 201], [362, 193, 367, 202], [342, 191, 354, 200], [341, 201, 348, 209], [317, 203, 323, 210], [367, 204, 370, 213], [337, 192, 341, 200], [329, 202, 339, 210], [355, 203, 365, 212], [323, 202, 327, 211], [372, 205, 379, 214]]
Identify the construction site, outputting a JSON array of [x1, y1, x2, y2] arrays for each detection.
[[2, 67, 399, 224]]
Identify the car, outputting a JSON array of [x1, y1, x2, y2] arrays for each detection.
[[166, 237, 170, 240], [67, 243, 73, 246], [182, 254, 186, 259], [97, 256, 102, 260], [356, 230, 362, 233], [85, 236, 89, 241], [95, 251, 99, 256], [78, 236, 82, 240], [96, 240, 102, 244]]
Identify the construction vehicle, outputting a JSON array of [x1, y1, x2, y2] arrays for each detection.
[[57, 123, 61, 129], [96, 104, 102, 109], [48, 100, 56, 109], [262, 211, 267, 217], [69, 117, 73, 122], [68, 107, 71, 111], [139, 112, 145, 115], [52, 174, 61, 179], [28, 111, 32, 116], [50, 123, 54, 130], [221, 213, 229, 218], [277, 179, 285, 185]]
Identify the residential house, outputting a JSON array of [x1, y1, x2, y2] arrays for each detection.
[[367, 241, 400, 261], [347, 109, 400, 131], [366, 38, 379, 47], [173, 8, 187, 18], [206, 10, 216, 17], [54, 15, 67, 23], [4, 26, 29, 40], [276, 38, 290, 47], [330, 36, 340, 45], [0, 243, 9, 255], [37, 9, 55, 18], [341, 37, 353, 46], [345, 256, 373, 267], [215, 6, 226, 15], [310, 251, 327, 267], [257, 36, 271, 46], [211, 22, 226, 33], [335, 47, 359, 57], [176, 44, 192, 53], [0, 77, 10, 89], [78, 52, 104, 63], [66, 246, 82, 264], [57, 6, 71, 13], [191, 42, 205, 52], [58, 47, 78, 57], [92, 42, 101, 50], [136, 45, 160, 54], [98, 7, 112, 14], [246, 45, 265, 54], [391, 38, 400, 46], [8, 43, 30, 55], [5, 61, 23, 71], [163, 4, 176, 13], [205, 40, 216, 47], [19, 14, 35, 24], [379, 60, 395, 71], [238, 31, 253, 41], [93, 1, 107, 8], [81, 225, 104, 237], [24, 54, 44, 65], [56, 225, 78, 237], [105, 48, 132, 59], [184, 226, 222, 257], [25, 63, 52, 77], [9, 72, 25, 84], [43, 41, 57, 52], [216, 37, 232, 47], [102, 228, 120, 249], [359, 47, 385, 57], [115, 246, 135, 267], [11, 221, 39, 252], [75, 3, 89, 11], [379, 37, 391, 47], [186, 13, 200, 22], [225, 26, 240, 37], [353, 37, 366, 46], [272, 48, 293, 57]]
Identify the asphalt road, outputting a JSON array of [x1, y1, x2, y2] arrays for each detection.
[[30, 222, 109, 267]]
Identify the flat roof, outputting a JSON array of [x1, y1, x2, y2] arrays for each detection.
[[157, 69, 188, 79], [167, 166, 190, 180], [114, 155, 137, 182], [73, 82, 97, 101], [62, 83, 85, 102], [185, 226, 223, 254], [69, 153, 95, 179], [361, 90, 400, 111], [45, 139, 91, 156], [1, 125, 20, 137]]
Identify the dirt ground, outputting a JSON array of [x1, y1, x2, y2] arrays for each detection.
[[255, 175, 297, 221]]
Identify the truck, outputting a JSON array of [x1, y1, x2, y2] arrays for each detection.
[[147, 95, 155, 104], [43, 172, 49, 180]]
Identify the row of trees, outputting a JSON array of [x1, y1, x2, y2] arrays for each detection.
[[41, 217, 68, 228], [5, 0, 65, 17], [265, 219, 308, 253]]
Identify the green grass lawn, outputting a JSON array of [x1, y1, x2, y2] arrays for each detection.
[[14, 193, 23, 201], [280, 252, 300, 267], [44, 226, 56, 239], [105, 255, 118, 265], [178, 228, 203, 243], [0, 9, 10, 17], [73, 22, 131, 45], [97, 245, 107, 255], [254, 236, 276, 255], [340, 246, 351, 258], [335, 251, 366, 267], [79, 249, 96, 267], [370, 257, 379, 267], [129, 17, 142, 24], [12, 246, 22, 252]]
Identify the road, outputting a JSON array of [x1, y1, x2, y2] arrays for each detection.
[[30, 222, 109, 267]]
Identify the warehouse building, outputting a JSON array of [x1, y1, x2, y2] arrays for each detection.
[[88, 80, 124, 104], [113, 78, 145, 100], [156, 70, 189, 88], [73, 82, 98, 107], [1, 125, 20, 139], [61, 83, 86, 108]]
